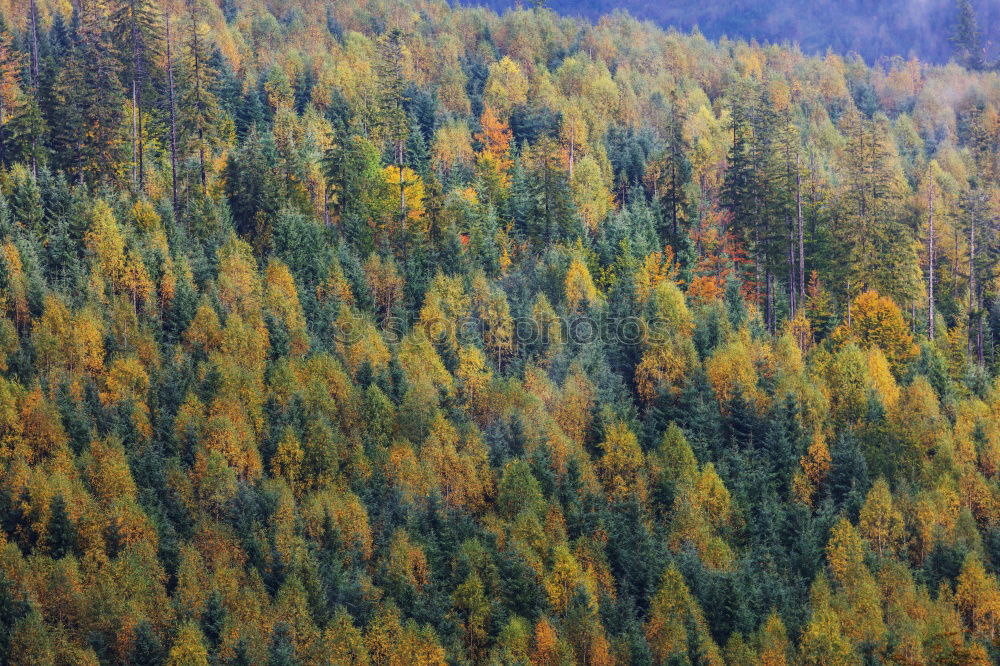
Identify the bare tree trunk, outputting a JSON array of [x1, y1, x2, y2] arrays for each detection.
[[670, 161, 678, 237], [190, 5, 207, 195], [398, 142, 406, 232], [765, 270, 773, 334], [323, 185, 330, 227], [132, 81, 139, 186], [166, 11, 179, 216], [978, 300, 985, 366], [927, 178, 935, 339], [797, 155, 805, 300], [969, 198, 976, 359], [28, 0, 39, 84], [28, 0, 40, 179], [568, 132, 574, 180], [130, 0, 145, 189], [788, 225, 796, 315]]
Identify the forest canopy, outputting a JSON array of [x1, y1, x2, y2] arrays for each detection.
[[0, 0, 998, 664]]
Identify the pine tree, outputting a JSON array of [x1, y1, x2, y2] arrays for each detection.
[[52, 0, 127, 184], [0, 25, 21, 168], [178, 0, 224, 195], [375, 29, 410, 230], [837, 109, 918, 306], [45, 494, 75, 559], [526, 137, 577, 241], [224, 126, 281, 238], [657, 90, 691, 239], [165, 7, 179, 214], [110, 0, 162, 188], [200, 590, 225, 653], [723, 77, 790, 329], [6, 91, 47, 171], [951, 0, 984, 70], [130, 621, 165, 666], [267, 622, 295, 666]]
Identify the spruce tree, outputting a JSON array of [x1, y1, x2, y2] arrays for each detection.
[[178, 0, 223, 195], [110, 0, 162, 188], [51, 0, 126, 184], [661, 90, 691, 240], [375, 29, 410, 229], [45, 494, 75, 559], [129, 621, 165, 666], [951, 0, 984, 70], [0, 25, 20, 169]]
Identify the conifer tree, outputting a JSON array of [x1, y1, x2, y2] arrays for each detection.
[[951, 0, 984, 70], [178, 0, 224, 195], [45, 494, 75, 559], [837, 109, 918, 306], [110, 0, 162, 188], [0, 26, 20, 168], [52, 0, 126, 184], [375, 29, 410, 230]]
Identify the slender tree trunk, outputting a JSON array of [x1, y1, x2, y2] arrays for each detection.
[[199, 141, 206, 193], [28, 0, 40, 179], [398, 141, 406, 232], [130, 0, 145, 188], [323, 185, 330, 227], [788, 225, 796, 315], [568, 132, 574, 179], [132, 81, 139, 186], [28, 0, 39, 84], [191, 7, 207, 195], [166, 12, 179, 216], [969, 199, 976, 358], [764, 268, 774, 333], [927, 179, 935, 339], [671, 161, 678, 237], [797, 155, 805, 300], [978, 299, 985, 366]]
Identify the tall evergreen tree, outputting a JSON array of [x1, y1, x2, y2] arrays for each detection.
[[110, 0, 162, 189], [0, 25, 21, 169], [837, 109, 919, 306], [45, 494, 75, 559], [375, 29, 410, 230], [178, 0, 224, 195], [951, 0, 984, 70], [129, 621, 165, 666], [51, 0, 126, 184]]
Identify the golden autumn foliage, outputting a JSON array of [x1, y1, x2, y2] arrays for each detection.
[[475, 105, 513, 188], [706, 336, 766, 412], [645, 566, 723, 664], [833, 290, 917, 373], [858, 478, 905, 558], [265, 260, 309, 356], [956, 554, 1000, 643], [596, 421, 646, 503], [635, 280, 696, 401], [564, 255, 599, 312]]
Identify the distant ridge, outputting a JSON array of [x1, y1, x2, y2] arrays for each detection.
[[465, 0, 998, 64]]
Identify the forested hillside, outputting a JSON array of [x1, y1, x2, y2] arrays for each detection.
[[1, 0, 1000, 663]]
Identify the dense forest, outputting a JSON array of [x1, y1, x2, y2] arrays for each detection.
[[0, 0, 1000, 663]]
